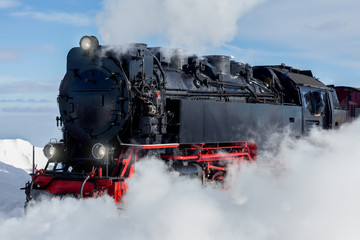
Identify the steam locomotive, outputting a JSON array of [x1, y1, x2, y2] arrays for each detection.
[[24, 36, 356, 204]]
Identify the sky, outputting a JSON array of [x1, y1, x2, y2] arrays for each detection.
[[0, 0, 359, 146]]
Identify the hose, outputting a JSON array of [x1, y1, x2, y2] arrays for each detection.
[[80, 175, 90, 198], [153, 55, 167, 88]]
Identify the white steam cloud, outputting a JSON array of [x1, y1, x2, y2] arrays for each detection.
[[96, 0, 265, 52], [2, 120, 360, 239]]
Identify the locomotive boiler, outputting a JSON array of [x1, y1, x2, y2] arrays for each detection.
[[24, 36, 347, 204]]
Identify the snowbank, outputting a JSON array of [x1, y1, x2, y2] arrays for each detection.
[[0, 139, 47, 173], [0, 161, 30, 218], [0, 139, 48, 218]]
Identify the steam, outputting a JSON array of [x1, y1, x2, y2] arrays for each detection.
[[2, 120, 360, 239], [96, 0, 265, 52]]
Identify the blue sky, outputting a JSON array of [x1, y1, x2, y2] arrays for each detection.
[[0, 0, 359, 146]]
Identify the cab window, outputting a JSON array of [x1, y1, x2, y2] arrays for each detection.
[[302, 89, 325, 116]]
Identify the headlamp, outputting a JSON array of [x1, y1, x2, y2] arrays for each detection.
[[79, 36, 99, 55], [43, 143, 56, 159], [92, 143, 106, 159], [80, 36, 92, 51]]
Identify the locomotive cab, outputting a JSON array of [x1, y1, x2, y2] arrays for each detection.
[[255, 64, 346, 133]]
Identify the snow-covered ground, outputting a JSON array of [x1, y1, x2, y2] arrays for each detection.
[[1, 121, 360, 240], [0, 139, 47, 218], [0, 139, 48, 172]]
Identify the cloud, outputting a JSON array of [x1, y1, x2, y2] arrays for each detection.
[[0, 0, 20, 9], [0, 45, 56, 62], [24, 45, 57, 54], [235, 0, 360, 69], [314, 20, 346, 32], [0, 48, 20, 61], [10, 10, 93, 26], [0, 77, 58, 94], [96, 0, 266, 52], [1, 106, 57, 113], [0, 99, 49, 103]]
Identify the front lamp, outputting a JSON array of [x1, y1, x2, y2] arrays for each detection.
[[92, 143, 107, 159], [79, 36, 99, 53], [43, 143, 56, 159]]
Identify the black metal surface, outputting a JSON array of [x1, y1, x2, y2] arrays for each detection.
[[268, 65, 330, 89], [178, 99, 302, 143], [58, 48, 131, 143]]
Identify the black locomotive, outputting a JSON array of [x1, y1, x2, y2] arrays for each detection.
[[24, 36, 350, 203]]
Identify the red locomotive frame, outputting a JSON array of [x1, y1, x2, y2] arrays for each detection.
[[27, 142, 256, 203]]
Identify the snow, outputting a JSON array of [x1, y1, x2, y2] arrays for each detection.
[[0, 139, 47, 219], [0, 139, 47, 173], [0, 161, 30, 218], [1, 121, 360, 239]]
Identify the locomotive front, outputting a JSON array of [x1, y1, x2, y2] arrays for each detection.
[[51, 36, 166, 165], [25, 36, 170, 204], [59, 36, 131, 144]]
